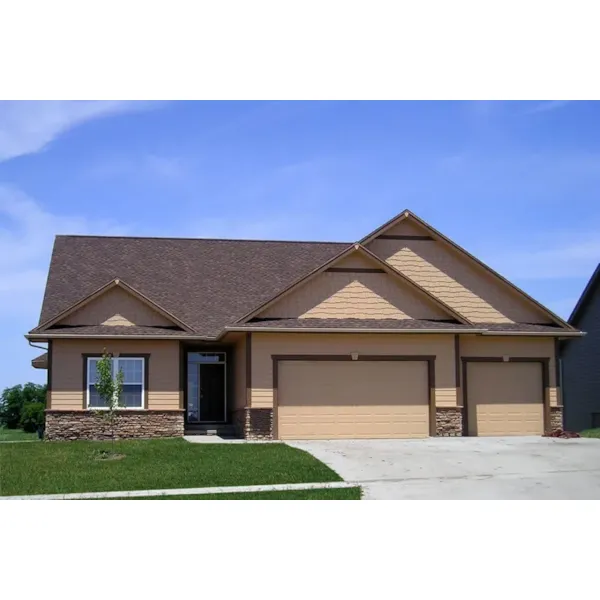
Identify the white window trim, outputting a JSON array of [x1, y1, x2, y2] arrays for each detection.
[[86, 356, 145, 410]]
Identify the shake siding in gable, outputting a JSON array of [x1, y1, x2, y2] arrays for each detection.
[[250, 332, 457, 409], [368, 221, 551, 325], [50, 339, 181, 410]]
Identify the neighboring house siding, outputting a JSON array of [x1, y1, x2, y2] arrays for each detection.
[[61, 286, 174, 327], [368, 222, 551, 324], [460, 336, 559, 406], [261, 271, 449, 320], [562, 285, 600, 431], [50, 339, 180, 410], [250, 332, 457, 408]]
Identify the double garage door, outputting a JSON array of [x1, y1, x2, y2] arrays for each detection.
[[277, 360, 430, 440], [276, 359, 546, 439]]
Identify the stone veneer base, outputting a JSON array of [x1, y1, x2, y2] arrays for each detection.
[[45, 410, 184, 441], [436, 407, 464, 436], [233, 408, 273, 440], [549, 406, 564, 432]]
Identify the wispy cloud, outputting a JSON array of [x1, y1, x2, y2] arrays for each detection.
[[0, 101, 162, 163], [0, 185, 129, 306], [524, 100, 571, 115]]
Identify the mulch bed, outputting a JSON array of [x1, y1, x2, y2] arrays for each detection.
[[543, 429, 580, 439]]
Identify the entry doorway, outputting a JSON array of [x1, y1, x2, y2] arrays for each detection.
[[186, 352, 226, 423]]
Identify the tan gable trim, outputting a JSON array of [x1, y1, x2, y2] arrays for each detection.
[[237, 243, 471, 325], [361, 210, 575, 330], [31, 278, 195, 333]]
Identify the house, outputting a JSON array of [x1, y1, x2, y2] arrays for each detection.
[[27, 210, 582, 441], [561, 264, 600, 431]]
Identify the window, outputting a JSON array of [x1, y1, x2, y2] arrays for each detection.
[[87, 356, 145, 409]]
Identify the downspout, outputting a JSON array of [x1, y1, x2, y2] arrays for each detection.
[[28, 340, 48, 352]]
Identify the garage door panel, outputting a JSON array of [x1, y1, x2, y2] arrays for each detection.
[[278, 360, 429, 439], [467, 362, 544, 436]]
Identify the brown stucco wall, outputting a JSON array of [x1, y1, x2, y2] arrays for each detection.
[[50, 339, 181, 410]]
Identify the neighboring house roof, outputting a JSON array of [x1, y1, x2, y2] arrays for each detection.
[[568, 264, 600, 326]]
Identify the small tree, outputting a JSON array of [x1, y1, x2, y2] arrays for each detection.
[[94, 349, 125, 456]]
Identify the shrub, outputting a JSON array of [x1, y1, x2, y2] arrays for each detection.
[[19, 402, 46, 433]]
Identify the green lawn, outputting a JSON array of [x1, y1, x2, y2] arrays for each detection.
[[0, 438, 342, 496], [580, 428, 600, 439], [0, 427, 38, 442], [98, 487, 362, 500]]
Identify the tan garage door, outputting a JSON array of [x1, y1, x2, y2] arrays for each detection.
[[466, 362, 544, 436], [277, 360, 429, 440]]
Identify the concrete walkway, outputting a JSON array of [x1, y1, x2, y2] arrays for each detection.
[[1, 481, 356, 501], [183, 435, 279, 444], [288, 437, 600, 499]]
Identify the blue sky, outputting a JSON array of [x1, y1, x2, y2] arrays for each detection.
[[0, 100, 599, 390]]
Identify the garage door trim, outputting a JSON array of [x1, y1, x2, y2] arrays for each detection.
[[272, 354, 436, 439], [461, 356, 550, 436]]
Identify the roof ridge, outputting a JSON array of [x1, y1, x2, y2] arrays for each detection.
[[56, 234, 351, 245]]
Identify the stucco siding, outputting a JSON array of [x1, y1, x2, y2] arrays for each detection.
[[562, 283, 600, 431], [61, 286, 174, 327], [50, 339, 181, 410], [250, 333, 456, 408], [232, 334, 247, 410], [261, 271, 449, 320], [460, 336, 558, 406], [368, 234, 550, 325]]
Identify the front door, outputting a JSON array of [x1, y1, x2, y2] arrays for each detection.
[[187, 352, 226, 423]]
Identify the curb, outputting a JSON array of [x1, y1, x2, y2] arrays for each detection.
[[1, 481, 357, 500]]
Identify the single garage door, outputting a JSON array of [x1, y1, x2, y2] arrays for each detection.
[[466, 362, 544, 436], [277, 360, 430, 440]]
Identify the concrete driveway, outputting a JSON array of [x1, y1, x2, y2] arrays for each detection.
[[287, 437, 600, 499]]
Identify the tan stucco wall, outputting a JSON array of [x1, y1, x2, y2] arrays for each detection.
[[61, 286, 174, 327], [50, 339, 181, 410], [232, 334, 247, 411], [250, 333, 457, 408], [368, 227, 550, 325], [459, 336, 558, 406], [261, 271, 449, 320]]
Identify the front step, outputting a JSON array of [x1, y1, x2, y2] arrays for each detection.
[[184, 424, 239, 437]]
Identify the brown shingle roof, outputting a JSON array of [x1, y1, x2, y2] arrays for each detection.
[[44, 325, 192, 336], [240, 318, 474, 330], [36, 236, 350, 338]]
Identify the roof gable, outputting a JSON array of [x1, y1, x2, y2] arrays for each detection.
[[33, 278, 194, 333], [362, 210, 574, 329], [241, 244, 470, 325]]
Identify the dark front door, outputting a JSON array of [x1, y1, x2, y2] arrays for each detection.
[[187, 352, 226, 423]]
